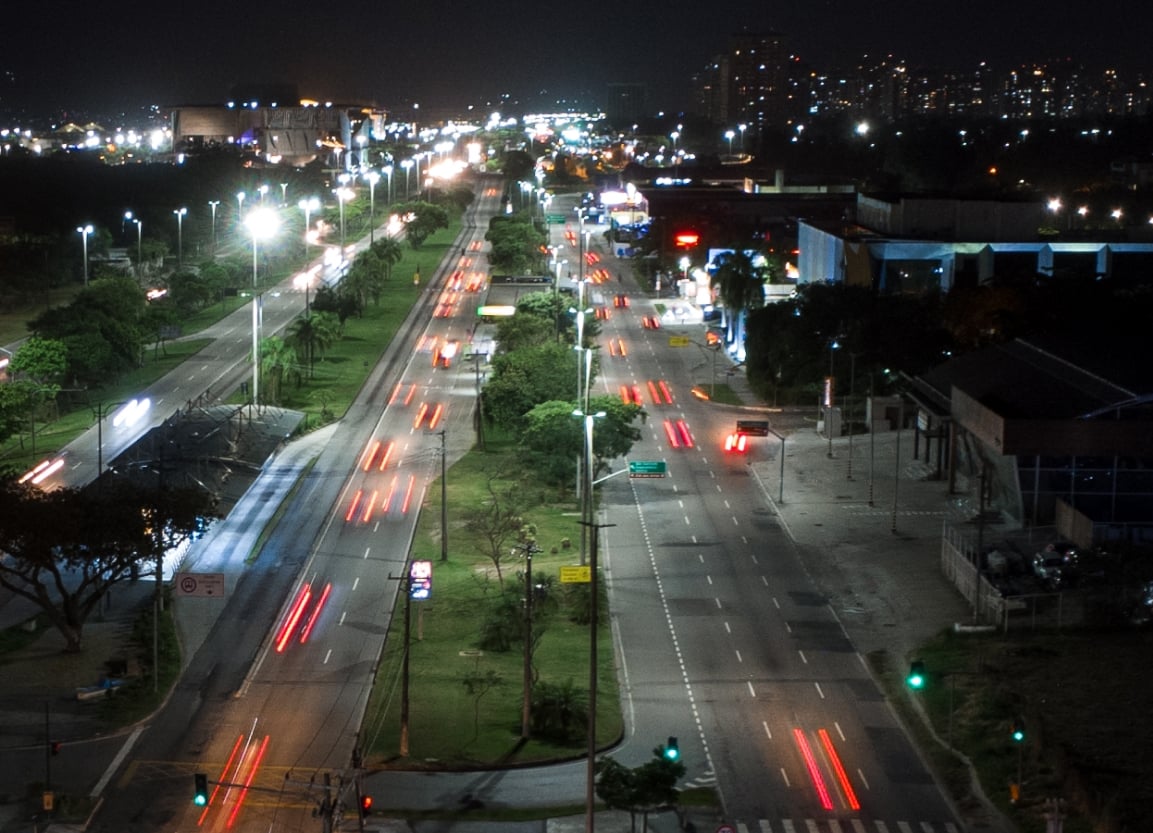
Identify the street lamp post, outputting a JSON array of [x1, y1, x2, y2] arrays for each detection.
[[725, 129, 735, 154], [400, 159, 413, 198], [279, 182, 288, 206], [208, 200, 220, 257], [738, 123, 747, 153], [173, 208, 187, 267], [383, 164, 394, 206], [298, 197, 320, 262], [244, 208, 280, 411], [76, 224, 93, 286], [573, 407, 605, 833], [366, 171, 380, 245], [235, 191, 246, 226], [126, 215, 143, 273], [335, 186, 354, 251], [826, 339, 840, 457], [258, 184, 269, 205]]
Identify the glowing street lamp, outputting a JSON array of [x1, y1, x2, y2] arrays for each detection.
[[400, 159, 414, 197], [244, 207, 279, 409], [725, 129, 735, 154], [738, 123, 747, 152], [126, 211, 143, 270], [356, 134, 368, 169], [298, 196, 320, 260], [382, 164, 394, 205], [279, 182, 288, 205], [172, 207, 187, 266], [366, 170, 380, 244], [76, 224, 94, 286], [236, 191, 246, 225], [258, 184, 269, 205], [208, 200, 220, 256], [335, 186, 354, 249]]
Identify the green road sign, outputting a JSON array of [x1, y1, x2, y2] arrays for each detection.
[[629, 460, 667, 478], [546, 213, 565, 224]]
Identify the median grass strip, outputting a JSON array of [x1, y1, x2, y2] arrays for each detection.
[[362, 441, 623, 769]]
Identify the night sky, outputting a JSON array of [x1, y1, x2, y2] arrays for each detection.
[[4, 0, 1147, 118]]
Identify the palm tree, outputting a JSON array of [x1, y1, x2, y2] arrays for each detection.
[[710, 250, 767, 349], [284, 311, 338, 377], [371, 237, 403, 285], [259, 337, 300, 404]]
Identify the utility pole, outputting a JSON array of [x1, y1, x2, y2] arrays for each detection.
[[581, 518, 614, 833], [518, 541, 540, 739]]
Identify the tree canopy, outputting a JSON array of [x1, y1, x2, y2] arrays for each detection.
[[0, 474, 217, 652]]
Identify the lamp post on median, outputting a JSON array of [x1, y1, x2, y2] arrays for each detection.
[[366, 170, 380, 245], [244, 207, 280, 411], [826, 339, 839, 458], [235, 191, 246, 227], [298, 197, 320, 262], [172, 208, 187, 267], [76, 224, 93, 286], [335, 186, 354, 251], [127, 215, 143, 273], [400, 159, 413, 198], [725, 129, 735, 154], [383, 164, 394, 206], [208, 200, 220, 257]]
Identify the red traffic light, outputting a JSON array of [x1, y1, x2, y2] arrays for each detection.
[[674, 231, 699, 248], [360, 795, 373, 814]]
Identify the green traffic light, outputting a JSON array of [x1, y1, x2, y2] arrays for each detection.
[[906, 660, 925, 690], [663, 736, 680, 761], [194, 773, 208, 806], [1011, 722, 1025, 742]]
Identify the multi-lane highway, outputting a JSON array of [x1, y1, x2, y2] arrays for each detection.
[[81, 177, 959, 833], [581, 203, 961, 831]]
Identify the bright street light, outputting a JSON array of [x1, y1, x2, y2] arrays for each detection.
[[244, 207, 280, 410], [236, 191, 246, 225], [335, 186, 354, 249], [172, 207, 187, 266], [725, 129, 735, 154], [298, 197, 320, 260], [76, 224, 94, 286], [208, 200, 220, 257], [400, 159, 414, 197], [382, 164, 394, 205], [366, 171, 381, 245]]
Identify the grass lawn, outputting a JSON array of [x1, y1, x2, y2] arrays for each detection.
[[361, 441, 623, 770]]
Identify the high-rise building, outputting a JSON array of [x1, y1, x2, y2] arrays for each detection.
[[726, 31, 792, 128]]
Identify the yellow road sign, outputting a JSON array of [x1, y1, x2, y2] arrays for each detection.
[[668, 336, 691, 347], [560, 565, 591, 584]]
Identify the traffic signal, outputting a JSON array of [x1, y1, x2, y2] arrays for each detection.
[[906, 660, 926, 690], [360, 794, 373, 816], [663, 736, 680, 762], [1011, 717, 1025, 743], [193, 773, 209, 806]]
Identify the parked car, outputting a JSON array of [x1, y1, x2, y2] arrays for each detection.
[[1032, 542, 1078, 588]]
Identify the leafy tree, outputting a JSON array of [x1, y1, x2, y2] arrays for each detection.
[[485, 212, 547, 275], [483, 342, 580, 431], [166, 269, 216, 314], [530, 678, 587, 744], [0, 475, 215, 652], [520, 396, 644, 486], [494, 309, 555, 354], [462, 477, 527, 588], [461, 666, 503, 744], [595, 749, 686, 831], [502, 150, 535, 183], [311, 284, 361, 324], [396, 201, 449, 248]]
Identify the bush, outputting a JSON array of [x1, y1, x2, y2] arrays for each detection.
[[531, 678, 588, 744]]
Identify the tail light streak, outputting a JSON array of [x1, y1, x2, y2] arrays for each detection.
[[361, 440, 380, 471], [428, 403, 444, 430], [344, 490, 363, 522], [401, 475, 416, 514], [663, 419, 681, 448], [378, 440, 396, 470], [297, 583, 332, 645], [197, 733, 245, 826], [225, 734, 270, 828], [361, 489, 379, 523], [818, 728, 861, 810], [275, 584, 312, 653], [793, 728, 834, 810]]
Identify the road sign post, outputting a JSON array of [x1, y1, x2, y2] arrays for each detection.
[[174, 573, 226, 597]]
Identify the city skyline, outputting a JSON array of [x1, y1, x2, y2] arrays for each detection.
[[3, 0, 1148, 118]]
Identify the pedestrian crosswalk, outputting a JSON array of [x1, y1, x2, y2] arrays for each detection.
[[733, 820, 961, 833]]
